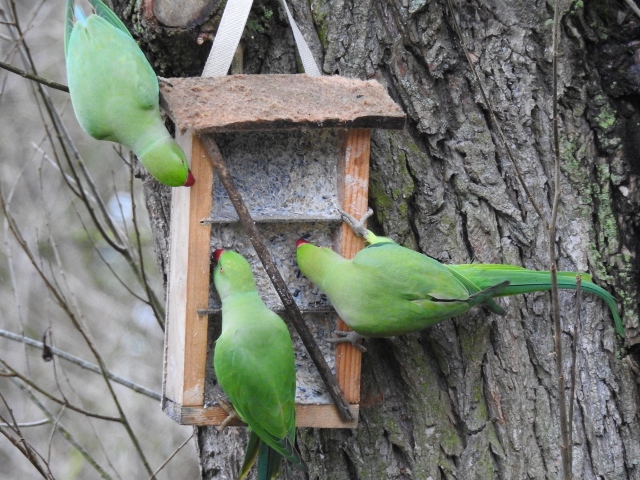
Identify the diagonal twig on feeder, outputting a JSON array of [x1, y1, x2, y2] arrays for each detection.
[[200, 134, 354, 422]]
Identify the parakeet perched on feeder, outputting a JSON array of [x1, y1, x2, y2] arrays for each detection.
[[296, 210, 624, 343], [64, 0, 194, 187], [213, 249, 308, 479]]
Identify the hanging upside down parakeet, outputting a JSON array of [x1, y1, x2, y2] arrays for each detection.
[[212, 249, 308, 480], [296, 210, 624, 343], [64, 0, 194, 187]]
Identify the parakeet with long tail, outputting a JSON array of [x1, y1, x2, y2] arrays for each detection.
[[213, 249, 308, 480], [64, 0, 194, 187], [296, 210, 624, 343]]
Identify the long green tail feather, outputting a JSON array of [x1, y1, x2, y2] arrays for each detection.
[[88, 0, 133, 37], [238, 431, 260, 480], [257, 441, 282, 480], [447, 264, 624, 337], [64, 0, 74, 57], [238, 430, 307, 479]]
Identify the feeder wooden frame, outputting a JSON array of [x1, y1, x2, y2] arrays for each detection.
[[159, 75, 404, 428]]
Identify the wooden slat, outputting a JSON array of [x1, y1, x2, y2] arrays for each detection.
[[335, 128, 369, 404], [163, 398, 359, 428], [163, 131, 213, 406]]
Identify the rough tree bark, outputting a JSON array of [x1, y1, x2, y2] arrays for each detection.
[[115, 0, 640, 477]]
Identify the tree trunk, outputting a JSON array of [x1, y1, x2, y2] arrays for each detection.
[[117, 0, 640, 477]]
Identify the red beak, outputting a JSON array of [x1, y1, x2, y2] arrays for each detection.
[[213, 249, 225, 262], [183, 170, 196, 187], [296, 238, 310, 248]]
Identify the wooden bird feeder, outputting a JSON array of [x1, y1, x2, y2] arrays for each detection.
[[159, 74, 405, 428]]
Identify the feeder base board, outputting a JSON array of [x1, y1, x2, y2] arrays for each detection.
[[162, 397, 359, 428]]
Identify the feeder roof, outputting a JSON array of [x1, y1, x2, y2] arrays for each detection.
[[159, 74, 405, 133]]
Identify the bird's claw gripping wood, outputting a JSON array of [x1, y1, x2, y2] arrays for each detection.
[[339, 208, 374, 241], [215, 395, 240, 432], [328, 330, 367, 352]]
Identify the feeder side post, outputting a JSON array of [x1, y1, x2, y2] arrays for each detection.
[[164, 130, 214, 408], [335, 128, 370, 404]]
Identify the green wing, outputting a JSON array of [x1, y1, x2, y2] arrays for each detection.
[[353, 242, 472, 302], [66, 8, 159, 137], [214, 299, 306, 472]]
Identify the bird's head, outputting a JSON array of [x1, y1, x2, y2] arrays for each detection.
[[212, 249, 257, 299], [139, 138, 195, 187], [296, 237, 344, 285]]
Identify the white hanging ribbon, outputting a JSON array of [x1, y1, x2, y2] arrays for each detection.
[[201, 0, 321, 77], [201, 0, 253, 77], [278, 0, 321, 77]]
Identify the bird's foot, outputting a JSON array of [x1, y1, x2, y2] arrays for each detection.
[[339, 208, 374, 241], [216, 395, 240, 431], [328, 330, 367, 352], [157, 76, 174, 87]]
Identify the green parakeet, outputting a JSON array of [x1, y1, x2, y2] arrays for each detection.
[[64, 0, 194, 187], [296, 231, 624, 339], [212, 249, 308, 480]]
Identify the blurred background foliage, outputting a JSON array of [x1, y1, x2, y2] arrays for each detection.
[[0, 0, 199, 477]]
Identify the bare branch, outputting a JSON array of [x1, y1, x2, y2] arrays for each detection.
[[11, 378, 113, 479], [74, 208, 153, 305], [40, 191, 155, 477], [0, 388, 56, 479], [0, 328, 161, 401], [0, 60, 69, 92], [148, 432, 195, 480], [0, 420, 55, 479], [0, 359, 122, 422], [568, 275, 582, 475], [128, 166, 165, 326], [0, 418, 50, 428], [623, 0, 640, 21]]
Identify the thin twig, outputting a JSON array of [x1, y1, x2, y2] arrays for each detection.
[[0, 419, 50, 428], [46, 404, 65, 466], [11, 378, 113, 479], [0, 59, 69, 92], [128, 163, 165, 326], [0, 412, 55, 480], [42, 200, 156, 477], [148, 432, 195, 480], [0, 328, 161, 400], [0, 188, 153, 474], [568, 275, 581, 476], [0, 360, 122, 422], [201, 134, 354, 422], [549, 0, 571, 477], [0, 8, 126, 255], [32, 142, 85, 199], [74, 209, 151, 305], [623, 0, 640, 21], [2, 3, 164, 334]]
